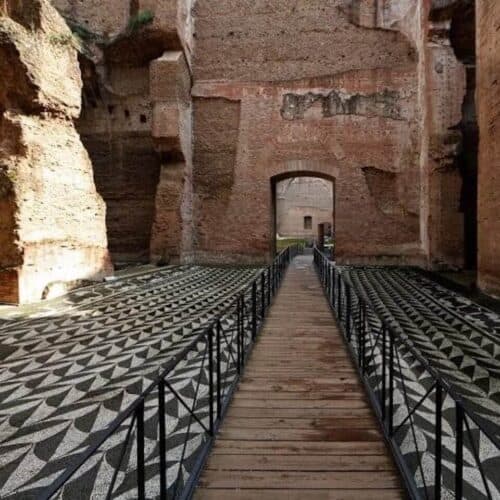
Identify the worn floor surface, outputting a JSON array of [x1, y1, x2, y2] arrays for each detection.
[[195, 256, 404, 499]]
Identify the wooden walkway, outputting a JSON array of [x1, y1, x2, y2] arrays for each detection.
[[195, 255, 404, 500]]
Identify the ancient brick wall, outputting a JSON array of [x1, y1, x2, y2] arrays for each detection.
[[191, 0, 428, 265], [477, 0, 500, 296]]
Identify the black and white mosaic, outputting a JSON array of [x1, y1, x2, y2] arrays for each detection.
[[0, 265, 262, 499], [342, 266, 500, 499]]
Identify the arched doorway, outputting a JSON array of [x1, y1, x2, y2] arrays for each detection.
[[271, 172, 336, 258]]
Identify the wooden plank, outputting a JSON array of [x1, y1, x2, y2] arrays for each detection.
[[231, 391, 368, 400], [229, 398, 370, 409], [198, 470, 401, 489], [205, 454, 395, 471], [222, 416, 377, 429], [211, 440, 389, 456], [238, 382, 363, 392], [217, 428, 383, 442], [195, 256, 404, 499], [226, 407, 373, 418], [195, 489, 405, 500]]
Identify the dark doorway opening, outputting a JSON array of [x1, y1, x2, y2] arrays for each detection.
[[271, 173, 335, 257]]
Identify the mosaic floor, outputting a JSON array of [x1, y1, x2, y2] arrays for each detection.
[[3, 262, 500, 499], [0, 265, 262, 499], [343, 267, 500, 499]]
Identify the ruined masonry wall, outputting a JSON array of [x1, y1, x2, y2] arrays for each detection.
[[0, 0, 111, 304], [477, 0, 500, 296]]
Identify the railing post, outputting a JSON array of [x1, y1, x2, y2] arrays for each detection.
[[216, 320, 222, 419], [208, 328, 215, 435], [240, 294, 245, 369], [136, 401, 145, 500], [270, 263, 274, 296], [332, 267, 336, 305], [329, 265, 334, 306], [455, 403, 464, 499], [381, 325, 387, 422], [346, 286, 351, 341], [325, 260, 329, 291], [358, 302, 363, 370], [337, 274, 342, 321], [435, 383, 443, 500], [236, 298, 241, 375], [389, 330, 395, 436], [267, 267, 271, 306], [252, 281, 257, 340], [158, 381, 167, 500], [261, 272, 265, 319], [361, 304, 366, 374]]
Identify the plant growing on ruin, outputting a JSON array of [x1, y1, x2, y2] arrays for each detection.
[[127, 10, 154, 33], [49, 32, 80, 49], [70, 23, 99, 44]]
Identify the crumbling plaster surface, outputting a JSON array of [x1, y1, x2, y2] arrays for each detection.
[[0, 0, 111, 304]]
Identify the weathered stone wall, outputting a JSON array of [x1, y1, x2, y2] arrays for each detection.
[[276, 178, 333, 239], [192, 0, 427, 265], [426, 1, 471, 270], [0, 0, 111, 304], [53, 0, 194, 264], [477, 0, 500, 296], [149, 51, 194, 264]]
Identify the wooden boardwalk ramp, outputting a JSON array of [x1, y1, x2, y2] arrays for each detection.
[[195, 255, 404, 499]]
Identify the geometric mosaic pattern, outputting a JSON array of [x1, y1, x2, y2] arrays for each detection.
[[341, 266, 500, 500], [0, 264, 263, 499]]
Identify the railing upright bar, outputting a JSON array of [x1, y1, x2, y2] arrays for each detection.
[[358, 302, 363, 369], [208, 328, 215, 435], [252, 281, 257, 340], [330, 265, 334, 307], [337, 273, 342, 322], [158, 381, 167, 500], [236, 297, 241, 375], [346, 286, 351, 341], [389, 329, 395, 436], [270, 263, 275, 296], [267, 267, 271, 307], [216, 320, 222, 419], [435, 383, 443, 500], [381, 325, 387, 422], [361, 304, 366, 375], [456, 403, 464, 499], [136, 401, 146, 500], [261, 273, 265, 319], [240, 294, 245, 369]]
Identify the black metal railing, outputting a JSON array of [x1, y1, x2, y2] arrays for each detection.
[[39, 246, 300, 500], [314, 247, 500, 500]]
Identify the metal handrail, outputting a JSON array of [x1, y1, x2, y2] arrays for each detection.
[[39, 245, 300, 500], [314, 247, 500, 500]]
